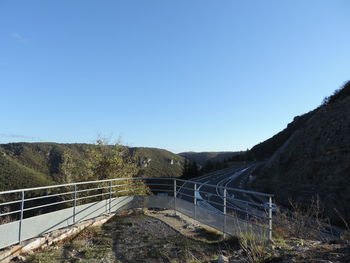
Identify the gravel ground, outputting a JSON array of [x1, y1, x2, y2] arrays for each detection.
[[21, 209, 239, 263], [16, 209, 350, 263]]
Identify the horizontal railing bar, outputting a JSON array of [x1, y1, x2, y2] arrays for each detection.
[[176, 178, 273, 197], [24, 191, 76, 202], [0, 177, 273, 198], [0, 177, 168, 195], [75, 186, 110, 194], [197, 190, 264, 210], [0, 199, 22, 206], [197, 190, 224, 196], [23, 199, 74, 212], [76, 192, 110, 201], [196, 190, 266, 209], [197, 198, 269, 220], [227, 199, 264, 209], [0, 209, 21, 217]]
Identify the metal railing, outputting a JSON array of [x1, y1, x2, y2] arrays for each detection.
[[174, 178, 274, 240], [0, 177, 273, 250]]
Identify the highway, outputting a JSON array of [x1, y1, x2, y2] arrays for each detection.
[[176, 163, 271, 222], [180, 164, 342, 240], [174, 163, 343, 240]]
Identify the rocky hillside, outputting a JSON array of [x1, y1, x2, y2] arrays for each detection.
[[130, 147, 184, 178], [0, 143, 184, 191], [251, 81, 350, 225]]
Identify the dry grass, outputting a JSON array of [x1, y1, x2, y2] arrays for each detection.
[[273, 198, 335, 241], [239, 231, 273, 263]]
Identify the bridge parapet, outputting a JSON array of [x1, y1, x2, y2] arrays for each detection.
[[0, 177, 273, 250]]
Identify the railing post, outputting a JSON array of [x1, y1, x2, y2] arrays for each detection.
[[194, 183, 197, 221], [223, 188, 227, 238], [268, 195, 273, 241], [173, 179, 177, 215], [73, 184, 77, 224], [19, 191, 24, 244], [109, 180, 112, 214]]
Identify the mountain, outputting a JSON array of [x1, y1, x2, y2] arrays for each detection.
[[130, 147, 184, 178], [0, 143, 185, 191], [178, 151, 242, 166], [250, 81, 350, 225]]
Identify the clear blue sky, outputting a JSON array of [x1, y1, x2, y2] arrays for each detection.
[[1, 0, 349, 153]]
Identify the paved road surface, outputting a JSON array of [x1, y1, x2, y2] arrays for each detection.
[[177, 163, 270, 222]]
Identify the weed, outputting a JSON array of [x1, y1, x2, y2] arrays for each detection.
[[25, 249, 61, 263], [333, 208, 350, 241], [239, 231, 273, 263], [274, 197, 335, 241]]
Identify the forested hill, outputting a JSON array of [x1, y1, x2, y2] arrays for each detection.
[[0, 143, 184, 191], [178, 151, 242, 166]]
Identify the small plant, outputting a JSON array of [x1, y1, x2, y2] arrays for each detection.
[[239, 231, 272, 263], [334, 208, 350, 241]]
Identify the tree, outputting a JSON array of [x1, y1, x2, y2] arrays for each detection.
[[87, 138, 139, 180], [58, 137, 139, 183], [182, 159, 199, 179]]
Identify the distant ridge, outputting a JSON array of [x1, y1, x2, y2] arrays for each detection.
[[178, 151, 242, 166], [0, 143, 184, 191]]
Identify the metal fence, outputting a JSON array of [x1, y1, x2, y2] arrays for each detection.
[[0, 177, 273, 250]]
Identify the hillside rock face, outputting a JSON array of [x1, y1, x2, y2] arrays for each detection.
[[253, 84, 350, 225]]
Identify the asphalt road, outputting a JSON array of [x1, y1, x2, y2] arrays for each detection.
[[177, 164, 342, 239], [176, 163, 271, 222]]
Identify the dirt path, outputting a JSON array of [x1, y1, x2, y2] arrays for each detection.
[[18, 209, 350, 263], [21, 210, 239, 263]]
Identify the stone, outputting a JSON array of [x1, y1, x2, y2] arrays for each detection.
[[217, 254, 229, 263]]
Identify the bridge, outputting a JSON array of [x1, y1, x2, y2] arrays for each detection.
[[0, 177, 274, 259]]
